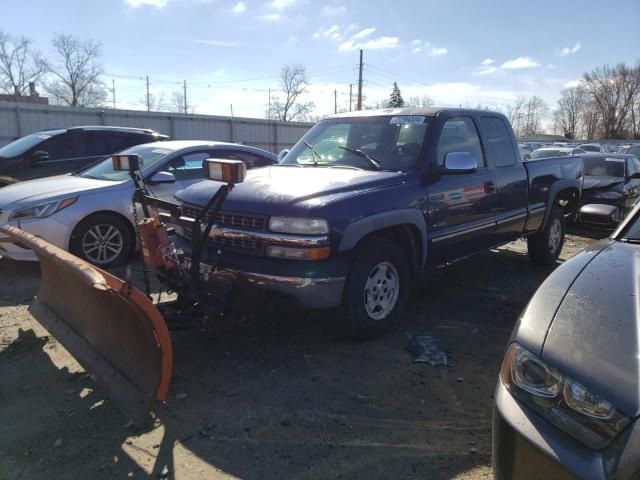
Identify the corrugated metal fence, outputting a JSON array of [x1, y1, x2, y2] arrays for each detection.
[[0, 102, 314, 152]]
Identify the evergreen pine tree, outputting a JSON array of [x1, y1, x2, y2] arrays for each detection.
[[387, 82, 405, 108]]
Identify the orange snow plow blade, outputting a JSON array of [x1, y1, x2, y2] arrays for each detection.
[[1, 225, 172, 425]]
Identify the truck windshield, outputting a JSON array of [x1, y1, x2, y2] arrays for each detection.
[[77, 145, 173, 181], [0, 132, 60, 158], [280, 116, 431, 171]]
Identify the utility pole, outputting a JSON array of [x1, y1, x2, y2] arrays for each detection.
[[183, 80, 187, 114], [111, 79, 116, 109], [334, 89, 337, 114], [349, 84, 353, 111], [357, 49, 363, 111], [146, 76, 150, 112], [268, 88, 271, 120]]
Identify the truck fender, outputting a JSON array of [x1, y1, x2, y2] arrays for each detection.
[[337, 209, 428, 269], [541, 179, 581, 229]]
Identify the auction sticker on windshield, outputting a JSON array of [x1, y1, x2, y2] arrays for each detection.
[[389, 116, 426, 125]]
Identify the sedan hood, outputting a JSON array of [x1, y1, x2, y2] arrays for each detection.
[[583, 175, 624, 191], [176, 166, 406, 215], [0, 175, 119, 207], [542, 241, 640, 416]]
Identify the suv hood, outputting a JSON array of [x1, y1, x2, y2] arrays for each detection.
[[0, 174, 120, 207], [176, 166, 406, 215], [541, 241, 640, 416]]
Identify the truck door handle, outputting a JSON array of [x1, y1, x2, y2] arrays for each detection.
[[484, 181, 496, 194]]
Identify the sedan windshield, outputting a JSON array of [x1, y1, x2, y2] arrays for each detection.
[[0, 132, 59, 158], [582, 157, 625, 177], [280, 116, 430, 171], [77, 145, 173, 181]]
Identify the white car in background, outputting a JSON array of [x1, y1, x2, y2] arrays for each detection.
[[0, 140, 276, 267]]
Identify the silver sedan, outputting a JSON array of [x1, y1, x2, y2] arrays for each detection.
[[0, 140, 276, 266]]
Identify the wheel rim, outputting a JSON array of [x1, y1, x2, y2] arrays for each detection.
[[363, 261, 400, 320], [81, 224, 124, 265], [548, 218, 562, 254]]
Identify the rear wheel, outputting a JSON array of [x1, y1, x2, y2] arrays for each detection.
[[342, 238, 410, 340], [70, 214, 133, 267], [527, 206, 565, 265]]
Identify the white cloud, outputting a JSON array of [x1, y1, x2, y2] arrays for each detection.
[[321, 4, 346, 16], [125, 0, 167, 7], [477, 66, 498, 76], [261, 12, 282, 20], [564, 79, 582, 88], [232, 1, 246, 13], [411, 47, 422, 54], [429, 47, 448, 56], [270, 0, 295, 9], [558, 41, 581, 56], [411, 39, 422, 45], [212, 69, 225, 76], [481, 58, 495, 66], [501, 56, 540, 69], [192, 39, 242, 47], [338, 36, 399, 52], [352, 27, 376, 39]]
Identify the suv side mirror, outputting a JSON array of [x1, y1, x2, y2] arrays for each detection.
[[148, 171, 176, 184], [31, 150, 49, 162], [444, 151, 477, 173], [277, 149, 290, 163]]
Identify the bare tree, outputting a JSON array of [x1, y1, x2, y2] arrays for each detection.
[[581, 99, 601, 139], [167, 91, 195, 114], [521, 96, 548, 136], [406, 94, 434, 108], [41, 34, 106, 107], [554, 86, 586, 139], [506, 96, 527, 137], [139, 91, 167, 112], [267, 64, 314, 121], [0, 31, 45, 100], [583, 62, 640, 138]]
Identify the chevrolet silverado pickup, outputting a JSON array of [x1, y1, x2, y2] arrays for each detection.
[[170, 107, 584, 338]]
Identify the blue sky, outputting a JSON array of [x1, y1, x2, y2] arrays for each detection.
[[3, 0, 640, 119]]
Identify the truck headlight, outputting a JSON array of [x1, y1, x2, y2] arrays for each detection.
[[268, 217, 329, 235], [501, 343, 631, 450], [9, 197, 77, 221]]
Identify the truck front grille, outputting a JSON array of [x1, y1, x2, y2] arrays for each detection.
[[181, 205, 266, 231]]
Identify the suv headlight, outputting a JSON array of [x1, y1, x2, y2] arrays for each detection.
[[9, 197, 77, 221], [501, 343, 631, 450], [268, 216, 328, 235]]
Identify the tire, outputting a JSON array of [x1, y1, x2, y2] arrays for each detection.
[[342, 237, 411, 340], [70, 214, 133, 268], [527, 206, 565, 266]]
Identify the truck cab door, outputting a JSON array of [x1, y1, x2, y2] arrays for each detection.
[[427, 116, 497, 267]]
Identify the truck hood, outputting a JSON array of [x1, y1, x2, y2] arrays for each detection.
[[583, 175, 624, 191], [176, 166, 406, 214], [0, 174, 121, 207], [542, 241, 640, 416]]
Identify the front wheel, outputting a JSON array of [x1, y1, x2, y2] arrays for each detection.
[[527, 206, 565, 265], [70, 214, 133, 267], [342, 238, 410, 340]]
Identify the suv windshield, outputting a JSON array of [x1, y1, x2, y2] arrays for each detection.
[[77, 145, 173, 181], [0, 132, 61, 158], [280, 116, 430, 171], [583, 156, 625, 177]]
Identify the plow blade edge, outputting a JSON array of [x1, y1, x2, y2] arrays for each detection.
[[1, 225, 172, 425]]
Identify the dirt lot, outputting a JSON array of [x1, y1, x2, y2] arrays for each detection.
[[0, 232, 601, 480]]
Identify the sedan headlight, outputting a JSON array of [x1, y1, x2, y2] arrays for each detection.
[[501, 343, 631, 449], [9, 197, 77, 221], [268, 216, 329, 235]]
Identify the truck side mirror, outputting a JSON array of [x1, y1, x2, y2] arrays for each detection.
[[205, 159, 246, 184], [31, 150, 49, 162], [579, 204, 620, 228], [277, 149, 290, 163], [444, 152, 477, 173]]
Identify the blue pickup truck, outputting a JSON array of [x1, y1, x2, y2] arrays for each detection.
[[171, 107, 583, 338]]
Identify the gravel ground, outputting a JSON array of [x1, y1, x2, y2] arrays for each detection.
[[0, 231, 601, 479]]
